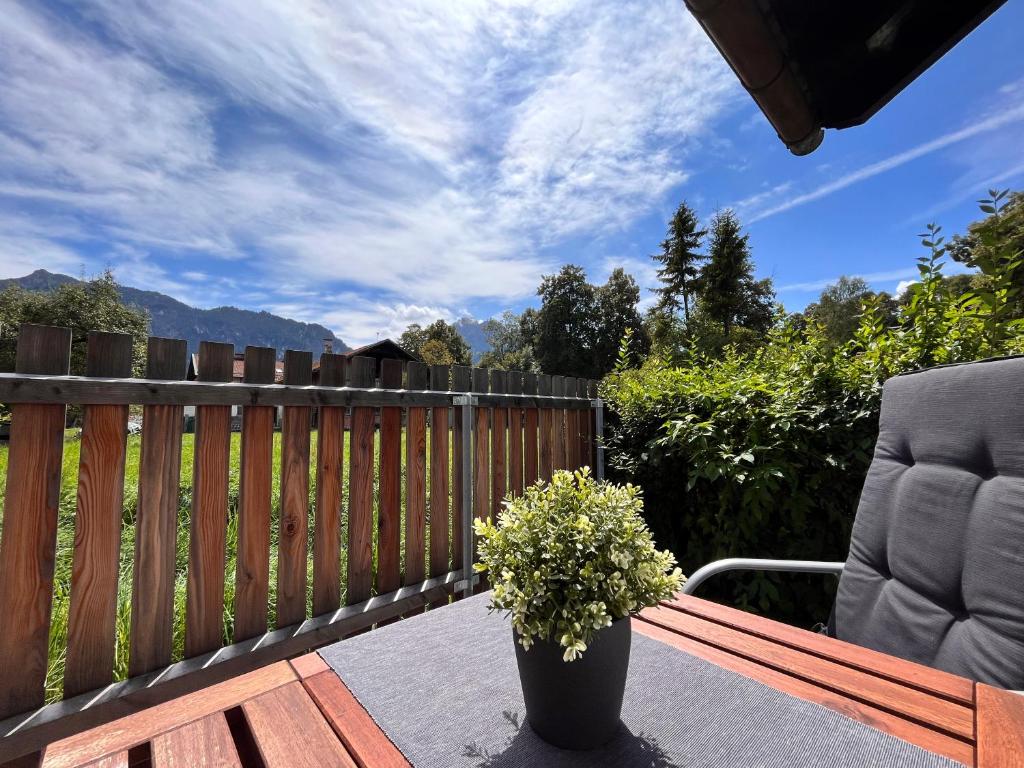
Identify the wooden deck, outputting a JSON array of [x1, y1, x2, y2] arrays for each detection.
[[22, 595, 1024, 767]]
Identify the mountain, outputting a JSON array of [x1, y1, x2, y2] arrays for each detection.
[[456, 316, 490, 362], [1, 270, 348, 357]]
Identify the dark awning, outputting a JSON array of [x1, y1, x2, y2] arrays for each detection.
[[685, 0, 1007, 155]]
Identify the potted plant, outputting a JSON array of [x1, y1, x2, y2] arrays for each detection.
[[474, 468, 684, 750]]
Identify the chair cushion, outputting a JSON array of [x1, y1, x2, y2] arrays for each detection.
[[835, 356, 1024, 689]]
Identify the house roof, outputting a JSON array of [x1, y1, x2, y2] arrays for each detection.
[[344, 339, 420, 362], [685, 0, 1006, 154]]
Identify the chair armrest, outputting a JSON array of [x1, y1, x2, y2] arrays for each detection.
[[682, 558, 845, 596]]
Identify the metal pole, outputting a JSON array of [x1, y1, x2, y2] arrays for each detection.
[[594, 398, 605, 481], [456, 396, 476, 598]]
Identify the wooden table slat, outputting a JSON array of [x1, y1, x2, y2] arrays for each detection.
[[80, 753, 129, 768], [150, 712, 241, 768], [639, 606, 975, 740], [664, 595, 975, 705], [242, 681, 357, 768], [975, 684, 1024, 767], [41, 663, 297, 768], [302, 671, 411, 768]]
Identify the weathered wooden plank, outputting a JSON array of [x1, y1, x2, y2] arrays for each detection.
[[631, 620, 974, 766], [276, 350, 313, 629], [151, 712, 242, 768], [450, 366, 471, 572], [405, 362, 428, 586], [303, 671, 411, 768], [39, 663, 297, 768], [185, 341, 234, 659], [638, 606, 974, 739], [489, 369, 508, 519], [346, 357, 376, 605], [129, 337, 188, 677], [376, 359, 403, 597], [663, 595, 975, 704], [976, 683, 1024, 767], [242, 681, 357, 768], [0, 324, 71, 720], [522, 373, 539, 488], [563, 377, 578, 470], [64, 332, 133, 698], [233, 346, 276, 642], [537, 374, 553, 482], [313, 354, 347, 617], [507, 371, 523, 498], [428, 365, 450, 578]]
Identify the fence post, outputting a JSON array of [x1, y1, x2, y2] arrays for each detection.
[[455, 395, 476, 599], [595, 396, 605, 481]]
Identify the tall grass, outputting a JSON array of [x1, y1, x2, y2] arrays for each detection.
[[0, 425, 442, 703]]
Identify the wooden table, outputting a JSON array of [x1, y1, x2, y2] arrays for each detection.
[[34, 596, 1024, 767]]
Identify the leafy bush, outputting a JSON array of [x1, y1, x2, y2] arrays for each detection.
[[474, 469, 682, 661], [602, 195, 1024, 627]]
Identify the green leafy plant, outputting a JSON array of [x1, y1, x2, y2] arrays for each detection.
[[474, 469, 683, 662], [601, 195, 1024, 627]]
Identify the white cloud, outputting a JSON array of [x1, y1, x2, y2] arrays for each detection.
[[895, 279, 917, 297], [0, 0, 738, 341], [743, 99, 1024, 224], [778, 268, 921, 294]]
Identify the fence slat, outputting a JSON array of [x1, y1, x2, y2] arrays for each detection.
[[233, 347, 276, 641], [185, 341, 234, 658], [346, 357, 376, 605], [538, 374, 553, 482], [551, 376, 567, 472], [376, 359, 402, 596], [276, 350, 312, 628], [588, 380, 599, 468], [64, 332, 133, 697], [405, 362, 428, 585], [450, 366, 471, 574], [429, 365, 450, 579], [129, 337, 187, 677], [0, 324, 71, 719], [490, 370, 507, 518], [523, 373, 539, 487], [313, 354, 347, 617], [507, 371, 523, 498], [580, 379, 593, 469], [472, 368, 490, 534], [566, 377, 580, 470]]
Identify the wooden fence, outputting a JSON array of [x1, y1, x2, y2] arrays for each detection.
[[0, 324, 601, 761]]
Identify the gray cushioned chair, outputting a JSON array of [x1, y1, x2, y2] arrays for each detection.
[[683, 356, 1024, 690]]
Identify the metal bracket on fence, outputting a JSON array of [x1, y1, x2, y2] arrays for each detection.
[[454, 395, 478, 598], [593, 398, 605, 481]]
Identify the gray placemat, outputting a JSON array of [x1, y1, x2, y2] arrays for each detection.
[[318, 594, 961, 767]]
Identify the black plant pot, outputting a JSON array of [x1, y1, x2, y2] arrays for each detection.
[[513, 617, 631, 750]]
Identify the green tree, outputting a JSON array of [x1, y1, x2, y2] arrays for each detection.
[[699, 209, 775, 340], [804, 276, 898, 347], [534, 265, 598, 378], [398, 319, 472, 366], [0, 270, 149, 375], [479, 309, 538, 371], [653, 201, 705, 322], [594, 268, 649, 373]]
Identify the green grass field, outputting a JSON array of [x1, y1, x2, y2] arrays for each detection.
[[0, 426, 444, 703]]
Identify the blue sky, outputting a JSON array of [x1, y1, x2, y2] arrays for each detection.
[[1, 1, 1022, 345]]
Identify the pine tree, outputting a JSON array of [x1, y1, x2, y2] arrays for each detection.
[[653, 201, 705, 322], [699, 209, 774, 338]]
